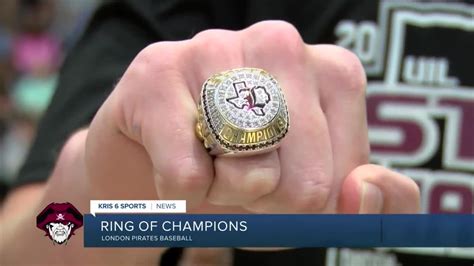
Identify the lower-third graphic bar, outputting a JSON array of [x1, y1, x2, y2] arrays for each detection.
[[83, 214, 473, 247]]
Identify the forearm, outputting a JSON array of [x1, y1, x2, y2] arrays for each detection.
[[0, 129, 161, 265]]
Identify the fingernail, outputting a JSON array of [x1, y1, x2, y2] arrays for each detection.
[[359, 182, 383, 214]]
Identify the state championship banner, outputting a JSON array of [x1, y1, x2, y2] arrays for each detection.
[[82, 201, 474, 247]]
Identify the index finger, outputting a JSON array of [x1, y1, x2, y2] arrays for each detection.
[[87, 41, 214, 208]]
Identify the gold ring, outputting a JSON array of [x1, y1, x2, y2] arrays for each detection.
[[196, 68, 289, 156]]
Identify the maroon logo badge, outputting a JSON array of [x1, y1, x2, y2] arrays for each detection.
[[36, 202, 83, 245]]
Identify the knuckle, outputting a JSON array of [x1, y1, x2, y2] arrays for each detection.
[[162, 156, 210, 193], [114, 42, 190, 142], [62, 130, 88, 158], [315, 45, 367, 95], [57, 129, 88, 170], [134, 41, 183, 74], [248, 20, 305, 60], [191, 29, 242, 69], [121, 41, 189, 106], [290, 181, 332, 212], [176, 173, 209, 194], [239, 168, 279, 198], [253, 20, 302, 44], [193, 29, 233, 44], [125, 41, 189, 89]]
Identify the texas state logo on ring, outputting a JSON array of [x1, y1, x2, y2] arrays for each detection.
[[196, 67, 290, 156]]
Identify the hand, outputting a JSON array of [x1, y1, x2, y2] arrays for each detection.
[[86, 21, 419, 215]]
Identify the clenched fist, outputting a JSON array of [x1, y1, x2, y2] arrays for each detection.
[[86, 21, 419, 214]]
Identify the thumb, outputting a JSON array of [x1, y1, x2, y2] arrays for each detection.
[[338, 164, 421, 214]]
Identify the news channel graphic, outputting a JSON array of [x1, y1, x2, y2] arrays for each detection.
[[36, 201, 473, 247]]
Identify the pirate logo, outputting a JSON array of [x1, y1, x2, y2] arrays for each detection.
[[226, 81, 271, 116], [36, 202, 83, 245]]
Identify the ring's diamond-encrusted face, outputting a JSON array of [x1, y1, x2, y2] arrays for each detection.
[[218, 72, 280, 129], [200, 68, 289, 155]]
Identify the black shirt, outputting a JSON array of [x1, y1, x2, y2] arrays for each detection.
[[15, 0, 474, 265]]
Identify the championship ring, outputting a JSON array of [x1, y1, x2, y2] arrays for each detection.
[[196, 68, 289, 156]]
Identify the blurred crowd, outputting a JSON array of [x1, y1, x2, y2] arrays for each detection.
[[0, 0, 98, 197]]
